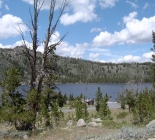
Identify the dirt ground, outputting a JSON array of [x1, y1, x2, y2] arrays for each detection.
[[29, 126, 120, 140], [0, 108, 131, 140]]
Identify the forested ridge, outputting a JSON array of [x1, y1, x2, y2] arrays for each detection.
[[0, 0, 155, 139], [0, 46, 153, 84]]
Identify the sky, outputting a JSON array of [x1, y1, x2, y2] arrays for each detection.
[[0, 0, 155, 63]]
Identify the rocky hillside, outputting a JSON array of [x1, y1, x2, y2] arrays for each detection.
[[0, 46, 153, 84]]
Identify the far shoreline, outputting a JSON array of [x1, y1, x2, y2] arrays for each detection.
[[55, 82, 152, 85]]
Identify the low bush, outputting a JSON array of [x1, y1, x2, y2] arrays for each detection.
[[102, 120, 126, 129], [116, 111, 128, 119]]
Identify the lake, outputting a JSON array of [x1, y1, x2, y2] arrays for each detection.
[[0, 83, 153, 102]]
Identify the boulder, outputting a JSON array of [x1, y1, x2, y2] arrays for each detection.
[[87, 122, 102, 127], [97, 123, 102, 127], [146, 120, 155, 129], [67, 120, 73, 126], [77, 119, 86, 127], [91, 118, 102, 122], [23, 135, 28, 140], [87, 122, 98, 127]]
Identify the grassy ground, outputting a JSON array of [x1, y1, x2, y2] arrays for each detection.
[[0, 108, 133, 140]]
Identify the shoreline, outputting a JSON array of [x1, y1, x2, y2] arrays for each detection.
[[61, 102, 121, 113], [55, 82, 152, 85]]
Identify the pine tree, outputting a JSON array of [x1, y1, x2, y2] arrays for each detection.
[[75, 100, 89, 121], [39, 87, 57, 127], [75, 101, 84, 121], [95, 87, 102, 111], [69, 93, 74, 101], [125, 89, 136, 112], [0, 67, 34, 130], [63, 93, 68, 104], [98, 93, 111, 120], [80, 93, 83, 99], [131, 88, 155, 124], [57, 92, 64, 107], [116, 86, 126, 109], [83, 102, 89, 121]]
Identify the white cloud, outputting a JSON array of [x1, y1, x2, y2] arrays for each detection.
[[60, 0, 97, 26], [100, 60, 106, 63], [22, 0, 63, 10], [117, 55, 140, 63], [99, 0, 119, 9], [143, 3, 149, 10], [0, 31, 87, 58], [123, 11, 137, 23], [88, 48, 112, 56], [0, 43, 11, 48], [37, 30, 88, 58], [126, 0, 138, 9], [22, 0, 33, 5], [5, 4, 9, 10], [93, 31, 115, 46], [0, 30, 60, 52], [56, 42, 88, 58], [116, 52, 154, 63], [93, 12, 155, 46], [142, 52, 154, 61], [37, 31, 60, 52], [0, 14, 27, 39], [100, 59, 116, 63], [0, 40, 32, 49], [50, 31, 60, 43], [0, 31, 60, 50], [22, 0, 98, 26], [89, 53, 99, 60], [88, 48, 110, 53], [90, 28, 102, 32]]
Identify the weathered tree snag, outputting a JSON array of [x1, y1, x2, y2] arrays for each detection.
[[19, 0, 70, 129]]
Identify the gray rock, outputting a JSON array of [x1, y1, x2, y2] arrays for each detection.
[[146, 120, 155, 129], [87, 122, 98, 127], [87, 122, 102, 127], [23, 134, 28, 139], [77, 119, 86, 127], [97, 123, 102, 127], [91, 118, 102, 122], [67, 120, 73, 126]]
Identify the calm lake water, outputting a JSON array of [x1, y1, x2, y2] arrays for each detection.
[[0, 83, 153, 102]]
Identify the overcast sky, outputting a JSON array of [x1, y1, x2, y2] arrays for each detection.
[[0, 0, 155, 63]]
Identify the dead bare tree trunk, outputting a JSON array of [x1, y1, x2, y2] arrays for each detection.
[[19, 0, 69, 129]]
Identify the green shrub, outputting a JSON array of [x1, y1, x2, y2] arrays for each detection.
[[102, 120, 126, 129], [116, 111, 128, 119], [75, 100, 89, 121]]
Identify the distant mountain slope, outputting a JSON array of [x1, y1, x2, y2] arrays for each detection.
[[0, 46, 153, 84]]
